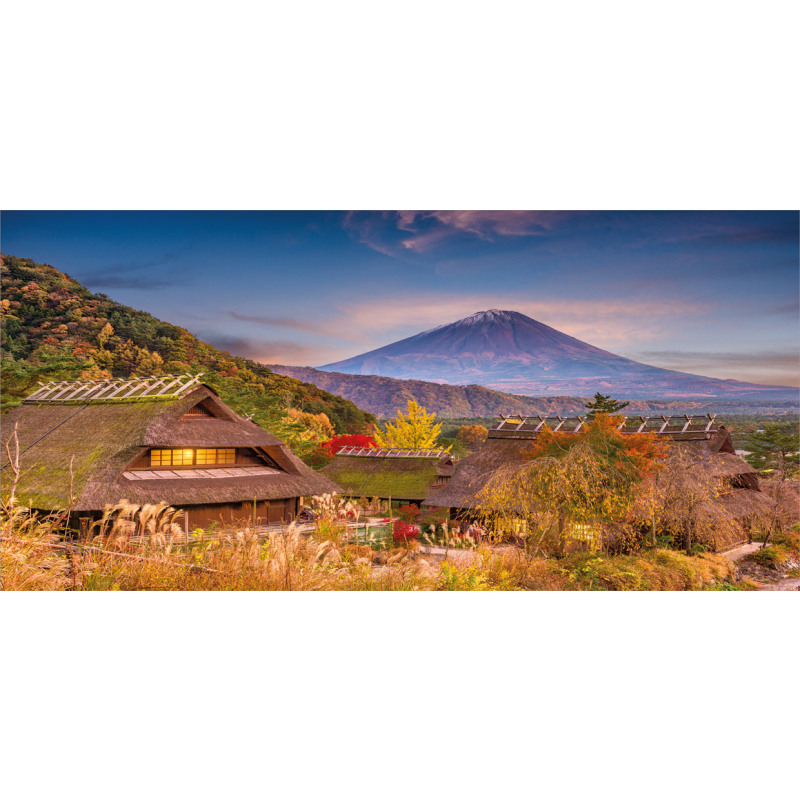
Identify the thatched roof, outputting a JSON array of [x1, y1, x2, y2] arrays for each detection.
[[320, 451, 454, 501], [716, 488, 774, 520], [424, 422, 759, 511], [1, 377, 339, 511], [422, 437, 530, 510]]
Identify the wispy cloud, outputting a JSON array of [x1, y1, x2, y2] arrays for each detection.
[[771, 299, 800, 314], [686, 221, 799, 247], [79, 274, 179, 290], [333, 293, 714, 350], [632, 349, 800, 387], [342, 211, 404, 257], [77, 249, 186, 290], [400, 211, 570, 252], [227, 311, 333, 336], [343, 210, 573, 256], [202, 333, 341, 366]]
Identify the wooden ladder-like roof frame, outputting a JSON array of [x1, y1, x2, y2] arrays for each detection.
[[23, 374, 205, 404]]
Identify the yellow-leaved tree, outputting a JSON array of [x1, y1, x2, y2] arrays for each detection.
[[374, 399, 445, 449]]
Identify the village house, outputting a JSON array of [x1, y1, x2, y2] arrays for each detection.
[[320, 446, 455, 511], [0, 374, 340, 531], [424, 414, 772, 542]]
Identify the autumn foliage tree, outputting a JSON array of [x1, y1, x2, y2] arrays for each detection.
[[456, 424, 488, 452], [374, 399, 445, 450], [529, 413, 665, 475], [478, 414, 666, 556], [640, 446, 743, 554], [320, 433, 377, 457]]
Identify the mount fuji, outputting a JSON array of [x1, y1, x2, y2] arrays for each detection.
[[319, 310, 797, 401]]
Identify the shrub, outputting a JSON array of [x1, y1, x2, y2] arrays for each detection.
[[321, 434, 377, 457], [752, 545, 789, 569], [397, 504, 420, 522], [417, 509, 447, 535], [392, 519, 420, 544]]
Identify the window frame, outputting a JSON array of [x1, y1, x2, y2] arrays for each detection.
[[147, 447, 239, 469]]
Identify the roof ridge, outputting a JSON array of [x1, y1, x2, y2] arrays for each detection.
[[335, 446, 450, 458], [23, 374, 206, 404]]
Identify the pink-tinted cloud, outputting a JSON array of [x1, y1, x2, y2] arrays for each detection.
[[203, 334, 341, 366], [342, 211, 403, 257], [344, 210, 574, 255], [333, 293, 714, 350], [401, 210, 573, 252], [227, 311, 334, 336], [632, 350, 800, 387]]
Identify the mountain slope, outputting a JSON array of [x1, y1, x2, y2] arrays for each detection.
[[1, 255, 375, 441], [269, 364, 589, 417], [270, 364, 799, 419], [320, 309, 798, 400]]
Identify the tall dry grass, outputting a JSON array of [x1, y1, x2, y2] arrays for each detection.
[[1, 499, 739, 592]]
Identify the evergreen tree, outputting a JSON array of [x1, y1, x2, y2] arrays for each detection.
[[584, 392, 629, 417], [743, 424, 799, 478]]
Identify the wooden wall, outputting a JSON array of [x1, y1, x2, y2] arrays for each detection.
[[186, 498, 299, 530]]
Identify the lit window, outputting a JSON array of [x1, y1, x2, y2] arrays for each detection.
[[150, 449, 170, 467], [150, 448, 195, 467], [195, 448, 236, 465], [172, 449, 194, 466], [195, 449, 216, 465], [217, 448, 235, 464], [149, 448, 238, 467]]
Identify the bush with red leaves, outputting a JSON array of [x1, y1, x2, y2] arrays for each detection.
[[397, 503, 420, 522], [392, 520, 420, 542], [321, 434, 377, 458]]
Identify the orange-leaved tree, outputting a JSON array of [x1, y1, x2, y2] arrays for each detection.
[[478, 414, 667, 556], [528, 413, 666, 477]]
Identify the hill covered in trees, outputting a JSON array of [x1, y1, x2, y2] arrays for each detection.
[[269, 364, 799, 420], [270, 364, 591, 417], [1, 256, 375, 458]]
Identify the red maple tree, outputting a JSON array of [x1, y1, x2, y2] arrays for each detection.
[[321, 433, 377, 458]]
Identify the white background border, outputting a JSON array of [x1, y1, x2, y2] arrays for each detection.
[[2, 2, 798, 798]]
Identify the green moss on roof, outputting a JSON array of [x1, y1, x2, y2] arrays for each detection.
[[320, 456, 441, 500], [1, 387, 339, 510]]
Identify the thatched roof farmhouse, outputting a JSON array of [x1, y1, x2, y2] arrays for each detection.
[[1, 375, 340, 530], [425, 414, 766, 521], [320, 447, 455, 507]]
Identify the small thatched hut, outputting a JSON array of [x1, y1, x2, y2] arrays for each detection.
[[0, 375, 340, 530], [425, 414, 764, 522], [320, 447, 455, 509]]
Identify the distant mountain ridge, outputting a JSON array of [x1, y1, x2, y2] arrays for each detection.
[[269, 364, 799, 419], [320, 309, 798, 401]]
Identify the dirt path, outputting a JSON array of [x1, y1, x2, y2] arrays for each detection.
[[759, 577, 800, 591], [719, 542, 799, 591], [719, 542, 765, 562]]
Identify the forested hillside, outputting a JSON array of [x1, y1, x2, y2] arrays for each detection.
[[1, 256, 375, 459], [270, 364, 799, 420], [270, 364, 589, 417]]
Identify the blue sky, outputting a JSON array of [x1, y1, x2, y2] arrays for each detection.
[[2, 210, 798, 386]]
